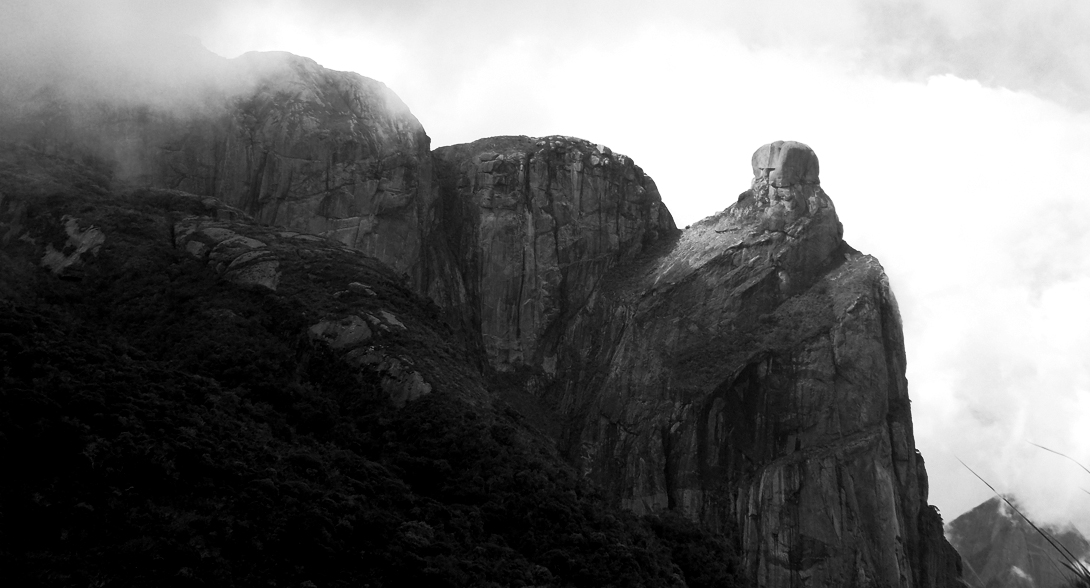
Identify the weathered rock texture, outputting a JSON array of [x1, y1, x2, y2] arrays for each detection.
[[163, 193, 443, 409], [2, 43, 963, 586], [947, 497, 1090, 588], [530, 141, 964, 587], [5, 51, 433, 281], [161, 52, 433, 279], [431, 136, 675, 373]]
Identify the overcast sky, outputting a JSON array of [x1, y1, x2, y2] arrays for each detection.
[[6, 0, 1090, 534]]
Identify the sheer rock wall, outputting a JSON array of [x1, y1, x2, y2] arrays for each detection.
[[4, 48, 963, 586], [543, 141, 962, 586], [431, 135, 675, 373]]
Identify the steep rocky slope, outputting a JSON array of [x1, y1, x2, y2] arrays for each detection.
[[427, 134, 963, 585], [5, 51, 433, 281], [535, 140, 963, 586], [0, 44, 965, 587], [0, 144, 745, 587], [947, 497, 1090, 588], [431, 135, 674, 373], [159, 52, 434, 280]]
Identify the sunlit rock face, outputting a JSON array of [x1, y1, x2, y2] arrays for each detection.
[[5, 50, 433, 282], [431, 135, 675, 373], [548, 141, 963, 587]]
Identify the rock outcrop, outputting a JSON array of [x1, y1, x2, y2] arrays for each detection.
[[1, 43, 964, 586], [38, 215, 106, 276], [947, 496, 1090, 588], [158, 52, 433, 281], [162, 192, 441, 409], [535, 141, 963, 586], [431, 136, 674, 372], [5, 51, 433, 282]]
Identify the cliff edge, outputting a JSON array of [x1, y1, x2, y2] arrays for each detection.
[[0, 46, 964, 587], [543, 140, 964, 586]]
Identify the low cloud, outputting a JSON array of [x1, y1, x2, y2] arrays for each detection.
[[724, 0, 1090, 112], [0, 0, 230, 111]]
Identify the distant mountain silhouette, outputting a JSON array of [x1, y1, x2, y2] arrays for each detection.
[[948, 496, 1090, 588]]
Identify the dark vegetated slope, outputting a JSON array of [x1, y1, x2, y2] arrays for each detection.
[[0, 145, 744, 588]]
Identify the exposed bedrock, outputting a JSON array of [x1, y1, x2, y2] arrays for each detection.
[[544, 141, 962, 587], [946, 496, 1090, 588], [7, 51, 433, 281], [156, 52, 434, 280], [431, 135, 676, 373], [5, 45, 961, 584]]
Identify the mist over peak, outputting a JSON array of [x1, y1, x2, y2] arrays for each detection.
[[1, 2, 224, 105], [947, 495, 1090, 588]]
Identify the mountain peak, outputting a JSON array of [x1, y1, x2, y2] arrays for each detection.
[[751, 140, 820, 187], [948, 495, 1090, 588], [0, 43, 963, 588]]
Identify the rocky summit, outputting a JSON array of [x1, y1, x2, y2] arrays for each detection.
[[0, 45, 964, 587], [430, 135, 675, 373], [947, 497, 1090, 588], [542, 140, 962, 586]]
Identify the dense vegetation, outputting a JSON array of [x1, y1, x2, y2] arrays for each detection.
[[0, 145, 745, 587]]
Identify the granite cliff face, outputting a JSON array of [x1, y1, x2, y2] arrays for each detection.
[[1, 146, 743, 587], [529, 140, 961, 586], [158, 52, 433, 280], [6, 51, 433, 280], [431, 136, 674, 373], [428, 136, 961, 585], [1, 48, 964, 587]]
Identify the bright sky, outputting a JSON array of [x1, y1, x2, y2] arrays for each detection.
[[5, 0, 1090, 534]]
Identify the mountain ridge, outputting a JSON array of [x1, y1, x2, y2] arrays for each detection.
[[947, 496, 1090, 588], [0, 45, 964, 587], [0, 143, 747, 587]]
